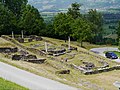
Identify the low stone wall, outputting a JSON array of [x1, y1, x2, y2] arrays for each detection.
[[12, 55, 24, 60], [1, 35, 25, 48], [12, 54, 37, 60], [55, 70, 70, 74], [0, 47, 18, 53], [24, 59, 46, 64], [61, 44, 77, 51], [27, 48, 46, 56], [29, 35, 42, 41], [1, 35, 46, 56], [35, 36, 42, 41], [12, 54, 46, 63], [29, 35, 37, 39], [28, 38, 33, 42], [49, 49, 66, 56], [15, 38, 24, 43], [72, 64, 120, 75], [24, 54, 37, 59], [19, 50, 29, 55]]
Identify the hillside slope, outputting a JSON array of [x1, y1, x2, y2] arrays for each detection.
[[0, 36, 119, 90]]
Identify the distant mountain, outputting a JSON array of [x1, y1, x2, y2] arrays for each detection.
[[28, 0, 120, 12]]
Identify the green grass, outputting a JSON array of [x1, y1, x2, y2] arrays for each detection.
[[0, 77, 28, 90], [113, 51, 120, 57], [0, 36, 119, 90]]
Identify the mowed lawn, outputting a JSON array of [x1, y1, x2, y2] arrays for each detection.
[[0, 77, 28, 90], [112, 51, 120, 57]]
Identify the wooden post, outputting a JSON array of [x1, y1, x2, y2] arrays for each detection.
[[12, 31, 14, 39], [21, 30, 24, 39], [68, 36, 70, 50], [45, 42, 48, 53]]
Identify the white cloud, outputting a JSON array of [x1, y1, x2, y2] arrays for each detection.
[[42, 1, 49, 4], [51, 0, 56, 2], [42, 5, 54, 10], [86, 0, 109, 3], [34, 1, 42, 4]]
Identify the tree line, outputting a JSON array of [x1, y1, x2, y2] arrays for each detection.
[[0, 1, 104, 46], [53, 2, 103, 46], [0, 0, 45, 35]]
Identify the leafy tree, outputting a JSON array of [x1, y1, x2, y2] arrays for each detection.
[[19, 5, 45, 35], [53, 13, 74, 40], [87, 9, 103, 34], [117, 21, 120, 46], [87, 9, 103, 43], [0, 0, 28, 17], [71, 18, 92, 47], [0, 3, 16, 35], [67, 2, 81, 19], [117, 21, 120, 38], [44, 24, 57, 38]]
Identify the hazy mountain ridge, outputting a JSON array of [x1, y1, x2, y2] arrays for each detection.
[[28, 0, 120, 12]]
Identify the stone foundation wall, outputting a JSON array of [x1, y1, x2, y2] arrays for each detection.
[[16, 38, 24, 43], [55, 70, 70, 74], [29, 35, 42, 41], [0, 47, 18, 53], [28, 38, 33, 42], [27, 48, 46, 56], [24, 59, 46, 64], [61, 44, 77, 50], [12, 54, 37, 60], [1, 35, 46, 56], [12, 55, 24, 60], [72, 64, 120, 75], [12, 54, 46, 63], [24, 54, 37, 59]]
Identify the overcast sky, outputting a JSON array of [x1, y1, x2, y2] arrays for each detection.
[[28, 0, 120, 11]]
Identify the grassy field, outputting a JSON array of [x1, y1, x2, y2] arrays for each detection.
[[112, 51, 120, 57], [0, 38, 15, 47], [0, 37, 120, 90], [0, 77, 28, 90]]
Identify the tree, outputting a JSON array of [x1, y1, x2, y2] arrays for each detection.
[[87, 9, 103, 43], [71, 18, 92, 47], [44, 24, 57, 38], [19, 5, 45, 35], [0, 0, 28, 17], [87, 9, 103, 33], [67, 2, 81, 19], [117, 21, 120, 47], [53, 13, 74, 40], [0, 3, 16, 35], [117, 21, 120, 38]]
